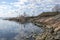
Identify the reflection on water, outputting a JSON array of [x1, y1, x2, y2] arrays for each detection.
[[0, 19, 44, 40]]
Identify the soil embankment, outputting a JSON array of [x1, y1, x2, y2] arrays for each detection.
[[5, 12, 60, 40]]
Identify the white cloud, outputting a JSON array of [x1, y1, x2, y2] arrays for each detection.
[[53, 0, 60, 4], [11, 0, 54, 16], [0, 4, 18, 17], [1, 1, 6, 4], [0, 0, 58, 17], [19, 0, 28, 4]]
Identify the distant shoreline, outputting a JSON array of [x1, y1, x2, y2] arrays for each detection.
[[4, 12, 60, 40]]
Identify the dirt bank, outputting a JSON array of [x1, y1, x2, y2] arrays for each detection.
[[31, 12, 60, 40], [4, 12, 60, 40]]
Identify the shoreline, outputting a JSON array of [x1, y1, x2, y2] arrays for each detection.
[[4, 12, 60, 40]]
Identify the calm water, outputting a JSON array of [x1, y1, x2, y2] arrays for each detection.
[[0, 19, 44, 40]]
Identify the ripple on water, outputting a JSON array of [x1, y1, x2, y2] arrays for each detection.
[[0, 20, 44, 40]]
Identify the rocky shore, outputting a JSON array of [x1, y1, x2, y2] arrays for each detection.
[[5, 12, 60, 40], [32, 12, 60, 40]]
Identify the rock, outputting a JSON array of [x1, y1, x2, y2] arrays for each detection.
[[4, 12, 60, 40]]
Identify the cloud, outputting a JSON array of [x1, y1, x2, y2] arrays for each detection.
[[0, 4, 19, 17], [53, 0, 60, 4], [1, 1, 6, 4], [19, 0, 28, 4], [11, 0, 54, 16], [0, 0, 58, 17]]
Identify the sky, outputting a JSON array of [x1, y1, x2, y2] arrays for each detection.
[[0, 0, 59, 17]]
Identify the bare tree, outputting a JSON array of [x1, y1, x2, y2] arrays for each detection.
[[24, 12, 27, 17]]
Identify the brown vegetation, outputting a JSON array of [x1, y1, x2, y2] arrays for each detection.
[[5, 12, 60, 31], [5, 12, 60, 40], [31, 12, 60, 32]]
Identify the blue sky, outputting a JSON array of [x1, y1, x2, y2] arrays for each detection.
[[0, 0, 18, 3], [0, 0, 59, 17]]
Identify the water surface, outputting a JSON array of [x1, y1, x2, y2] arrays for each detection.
[[0, 19, 44, 40]]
